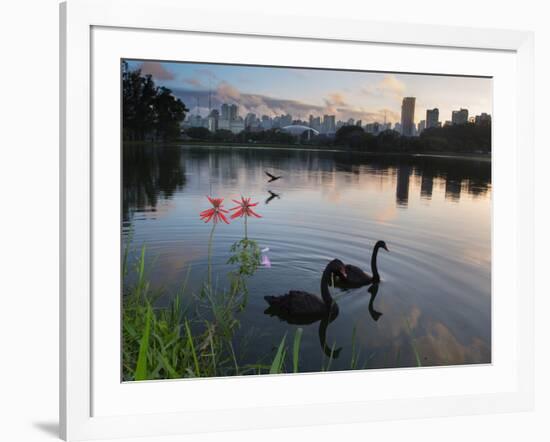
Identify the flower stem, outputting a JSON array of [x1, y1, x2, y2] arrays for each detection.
[[244, 216, 248, 241], [207, 222, 216, 287]]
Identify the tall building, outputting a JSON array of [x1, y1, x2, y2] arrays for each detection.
[[400, 97, 416, 137], [322, 115, 336, 134], [230, 118, 244, 134], [229, 104, 238, 121], [220, 103, 229, 121], [309, 116, 321, 132], [418, 120, 426, 134], [245, 112, 257, 128], [451, 108, 469, 125], [426, 108, 440, 129], [261, 115, 272, 130], [208, 109, 219, 132], [207, 116, 218, 132], [280, 114, 292, 127], [475, 113, 491, 126]]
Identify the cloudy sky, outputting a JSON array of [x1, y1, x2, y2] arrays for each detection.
[[125, 59, 492, 125]]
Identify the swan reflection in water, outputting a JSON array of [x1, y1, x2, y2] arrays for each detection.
[[367, 283, 383, 322], [263, 259, 346, 358], [264, 301, 342, 359]]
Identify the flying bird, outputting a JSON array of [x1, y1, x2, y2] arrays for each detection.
[[265, 171, 282, 182]]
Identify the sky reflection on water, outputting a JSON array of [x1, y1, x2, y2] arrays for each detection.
[[123, 145, 491, 371]]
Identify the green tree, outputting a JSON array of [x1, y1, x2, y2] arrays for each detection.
[[122, 61, 188, 141], [185, 127, 211, 140], [153, 87, 189, 140], [213, 129, 236, 142], [335, 125, 375, 150]]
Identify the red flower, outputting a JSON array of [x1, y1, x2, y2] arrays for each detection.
[[200, 196, 230, 224], [230, 196, 262, 219]]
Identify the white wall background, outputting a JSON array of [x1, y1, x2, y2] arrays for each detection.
[[1, 1, 547, 441]]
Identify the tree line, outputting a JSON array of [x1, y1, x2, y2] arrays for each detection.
[[329, 123, 491, 154], [184, 127, 296, 145], [185, 123, 491, 154]]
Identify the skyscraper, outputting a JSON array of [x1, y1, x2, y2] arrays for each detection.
[[400, 97, 416, 137], [451, 108, 469, 125], [426, 108, 440, 129], [221, 103, 229, 121], [229, 104, 238, 121], [394, 122, 402, 134], [323, 115, 336, 134], [208, 109, 219, 132], [475, 113, 491, 126], [417, 120, 426, 134], [261, 115, 272, 130], [245, 112, 257, 128]]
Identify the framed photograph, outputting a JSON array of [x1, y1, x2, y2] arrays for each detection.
[[60, 0, 534, 440]]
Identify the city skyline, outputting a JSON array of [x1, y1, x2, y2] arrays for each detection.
[[182, 96, 491, 137], [125, 59, 492, 126]]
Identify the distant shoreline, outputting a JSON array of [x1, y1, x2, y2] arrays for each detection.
[[123, 140, 492, 162]]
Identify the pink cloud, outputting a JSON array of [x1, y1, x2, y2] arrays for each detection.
[[183, 78, 203, 88], [362, 74, 406, 99], [139, 61, 174, 80]]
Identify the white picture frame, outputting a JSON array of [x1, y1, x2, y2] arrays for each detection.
[[60, 0, 534, 440]]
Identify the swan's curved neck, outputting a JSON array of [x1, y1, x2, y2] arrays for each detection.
[[371, 244, 381, 282], [320, 268, 335, 306]]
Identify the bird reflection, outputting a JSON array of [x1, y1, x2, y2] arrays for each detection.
[[265, 190, 281, 204], [367, 283, 383, 322], [263, 306, 341, 359]]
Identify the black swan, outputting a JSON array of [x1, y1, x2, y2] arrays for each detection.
[[265, 190, 280, 204], [337, 240, 388, 288], [265, 171, 282, 182], [264, 259, 346, 318], [264, 260, 345, 358]]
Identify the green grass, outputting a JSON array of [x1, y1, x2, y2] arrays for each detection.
[[292, 328, 303, 373], [122, 247, 310, 380], [269, 334, 287, 374], [122, 245, 421, 381]]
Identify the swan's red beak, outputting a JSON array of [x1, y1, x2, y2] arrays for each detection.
[[340, 268, 347, 279]]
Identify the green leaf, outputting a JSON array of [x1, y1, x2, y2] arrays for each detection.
[[159, 353, 179, 379], [292, 328, 303, 373], [134, 304, 152, 381], [185, 320, 201, 376], [270, 334, 287, 374]]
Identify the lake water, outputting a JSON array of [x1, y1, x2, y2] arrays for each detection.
[[122, 144, 491, 372]]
